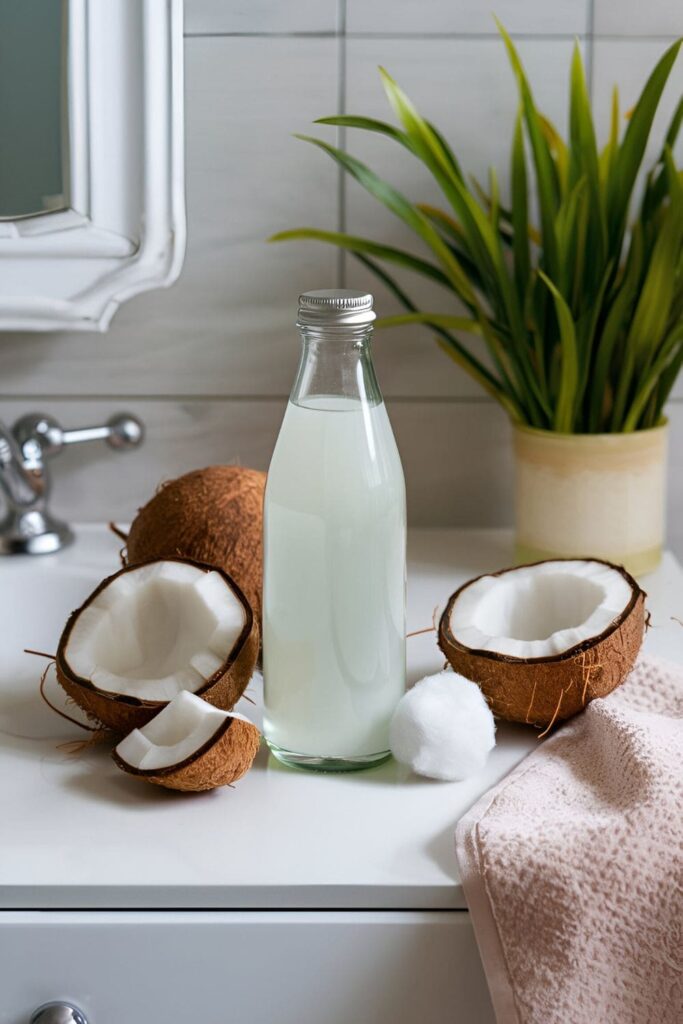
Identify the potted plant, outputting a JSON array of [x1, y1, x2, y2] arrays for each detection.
[[272, 26, 683, 576]]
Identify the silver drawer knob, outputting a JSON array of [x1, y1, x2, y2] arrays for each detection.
[[30, 1003, 89, 1024]]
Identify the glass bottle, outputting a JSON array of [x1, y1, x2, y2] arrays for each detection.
[[263, 290, 407, 771]]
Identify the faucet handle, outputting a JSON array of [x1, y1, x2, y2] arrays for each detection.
[[0, 412, 144, 555], [13, 413, 144, 461]]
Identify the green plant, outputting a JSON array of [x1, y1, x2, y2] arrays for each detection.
[[271, 27, 683, 433]]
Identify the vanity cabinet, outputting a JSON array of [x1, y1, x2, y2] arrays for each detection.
[[0, 911, 492, 1024], [2, 528, 681, 1023]]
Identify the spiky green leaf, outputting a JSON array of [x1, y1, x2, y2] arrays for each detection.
[[269, 228, 453, 287], [539, 272, 580, 431], [293, 135, 478, 304], [607, 39, 682, 245], [375, 312, 482, 332], [511, 112, 531, 303], [315, 115, 411, 150], [497, 20, 560, 278]]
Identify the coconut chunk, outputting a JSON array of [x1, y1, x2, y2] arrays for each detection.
[[116, 691, 237, 770], [113, 691, 260, 791]]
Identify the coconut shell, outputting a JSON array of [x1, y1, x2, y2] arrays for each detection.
[[112, 715, 261, 792], [125, 466, 265, 621], [56, 557, 259, 735], [438, 559, 646, 729]]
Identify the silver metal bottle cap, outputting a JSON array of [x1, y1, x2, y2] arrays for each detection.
[[297, 289, 376, 328]]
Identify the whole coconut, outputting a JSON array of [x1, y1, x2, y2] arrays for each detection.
[[126, 466, 265, 619]]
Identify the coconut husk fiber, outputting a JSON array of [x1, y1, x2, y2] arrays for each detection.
[[125, 466, 265, 621]]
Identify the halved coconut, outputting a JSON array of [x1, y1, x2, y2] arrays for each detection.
[[56, 558, 259, 734], [113, 691, 260, 791], [438, 559, 645, 728]]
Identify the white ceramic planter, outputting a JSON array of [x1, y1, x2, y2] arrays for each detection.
[[513, 423, 668, 577]]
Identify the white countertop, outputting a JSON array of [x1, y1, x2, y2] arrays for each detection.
[[0, 526, 681, 911]]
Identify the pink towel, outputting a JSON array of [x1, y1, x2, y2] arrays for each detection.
[[456, 656, 683, 1024]]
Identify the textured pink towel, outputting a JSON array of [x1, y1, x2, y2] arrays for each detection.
[[456, 656, 683, 1024]]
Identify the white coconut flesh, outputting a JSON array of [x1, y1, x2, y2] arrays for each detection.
[[448, 560, 634, 659], [64, 561, 246, 701], [115, 691, 247, 771]]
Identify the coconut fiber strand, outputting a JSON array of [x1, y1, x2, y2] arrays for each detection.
[[456, 656, 682, 1024]]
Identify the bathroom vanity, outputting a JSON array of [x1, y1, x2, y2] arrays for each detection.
[[1, 528, 681, 1024]]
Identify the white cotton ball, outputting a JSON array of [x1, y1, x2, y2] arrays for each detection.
[[390, 670, 496, 781]]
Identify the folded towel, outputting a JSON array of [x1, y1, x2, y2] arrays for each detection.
[[456, 656, 683, 1024]]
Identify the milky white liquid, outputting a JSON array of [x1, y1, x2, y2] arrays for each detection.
[[263, 396, 406, 759]]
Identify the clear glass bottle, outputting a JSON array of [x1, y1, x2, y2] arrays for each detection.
[[263, 290, 407, 771]]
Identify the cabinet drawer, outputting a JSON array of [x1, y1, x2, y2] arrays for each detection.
[[0, 910, 493, 1024]]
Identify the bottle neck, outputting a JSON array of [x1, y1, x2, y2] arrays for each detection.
[[290, 324, 383, 408]]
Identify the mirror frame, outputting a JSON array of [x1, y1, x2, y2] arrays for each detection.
[[0, 0, 185, 332]]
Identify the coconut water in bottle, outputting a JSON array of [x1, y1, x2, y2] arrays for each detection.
[[263, 290, 407, 770]]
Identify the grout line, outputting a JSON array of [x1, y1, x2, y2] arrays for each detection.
[[183, 31, 592, 41], [579, 33, 683, 42], [2, 394, 682, 406], [0, 394, 292, 404], [0, 394, 492, 405], [184, 31, 340, 39], [183, 30, 682, 43], [343, 32, 683, 42], [336, 0, 347, 288], [343, 31, 589, 41]]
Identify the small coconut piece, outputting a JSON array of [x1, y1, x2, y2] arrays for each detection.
[[438, 558, 645, 729], [125, 466, 265, 620], [56, 558, 259, 734], [113, 691, 260, 791]]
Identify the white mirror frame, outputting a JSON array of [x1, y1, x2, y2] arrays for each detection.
[[0, 0, 185, 332]]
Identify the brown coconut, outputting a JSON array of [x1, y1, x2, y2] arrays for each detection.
[[438, 559, 645, 730], [56, 558, 259, 734], [125, 466, 265, 620], [113, 714, 261, 792]]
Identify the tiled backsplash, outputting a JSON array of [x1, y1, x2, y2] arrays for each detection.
[[0, 0, 681, 549]]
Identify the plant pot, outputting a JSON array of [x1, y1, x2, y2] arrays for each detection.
[[513, 422, 668, 577]]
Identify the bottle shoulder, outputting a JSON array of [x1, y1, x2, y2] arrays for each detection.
[[266, 398, 405, 497]]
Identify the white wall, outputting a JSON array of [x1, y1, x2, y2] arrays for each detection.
[[0, 0, 681, 550]]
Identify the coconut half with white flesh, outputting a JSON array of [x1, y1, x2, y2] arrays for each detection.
[[438, 559, 645, 728], [56, 558, 259, 734], [113, 691, 261, 791]]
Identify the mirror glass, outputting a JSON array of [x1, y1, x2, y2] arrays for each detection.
[[0, 0, 68, 220]]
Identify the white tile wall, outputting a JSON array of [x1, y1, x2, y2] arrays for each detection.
[[593, 0, 682, 37], [185, 1, 339, 35], [0, 397, 515, 528], [346, 0, 589, 36], [0, 0, 681, 554]]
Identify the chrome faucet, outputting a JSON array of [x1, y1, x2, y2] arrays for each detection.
[[0, 412, 144, 554]]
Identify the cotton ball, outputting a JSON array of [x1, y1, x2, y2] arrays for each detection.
[[390, 670, 496, 780]]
